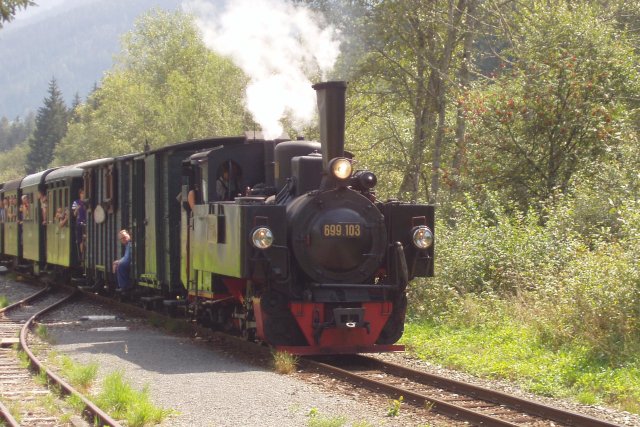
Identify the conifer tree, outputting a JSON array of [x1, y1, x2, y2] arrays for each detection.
[[26, 78, 68, 173], [69, 92, 82, 124]]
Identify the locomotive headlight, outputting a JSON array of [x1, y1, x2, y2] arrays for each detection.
[[329, 157, 353, 180], [411, 226, 434, 249], [251, 227, 274, 249]]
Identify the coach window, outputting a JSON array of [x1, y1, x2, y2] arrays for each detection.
[[56, 189, 63, 224], [83, 171, 92, 200], [28, 193, 35, 221], [11, 195, 18, 222]]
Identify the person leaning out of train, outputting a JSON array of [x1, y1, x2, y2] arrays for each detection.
[[8, 196, 16, 221], [1, 198, 8, 222], [55, 207, 68, 228], [38, 191, 47, 225], [187, 185, 197, 210], [113, 229, 132, 291], [20, 194, 30, 220], [72, 189, 87, 258]]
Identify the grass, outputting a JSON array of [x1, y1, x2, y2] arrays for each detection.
[[307, 408, 348, 427], [10, 326, 171, 426], [35, 323, 50, 341], [16, 349, 31, 369], [35, 369, 50, 387], [94, 371, 173, 427], [402, 319, 640, 413], [386, 395, 403, 417], [4, 400, 23, 423], [18, 340, 171, 427], [272, 350, 298, 374], [0, 295, 8, 308], [65, 393, 86, 412], [306, 408, 375, 427], [56, 355, 98, 393]]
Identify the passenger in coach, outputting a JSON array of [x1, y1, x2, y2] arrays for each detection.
[[38, 191, 47, 225], [72, 188, 87, 260], [0, 198, 6, 223], [20, 195, 30, 221], [113, 229, 132, 291]]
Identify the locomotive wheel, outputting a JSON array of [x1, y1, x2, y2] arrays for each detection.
[[376, 294, 408, 345]]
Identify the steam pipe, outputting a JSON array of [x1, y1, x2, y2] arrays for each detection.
[[312, 81, 347, 170]]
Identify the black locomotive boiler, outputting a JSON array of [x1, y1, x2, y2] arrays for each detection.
[[0, 81, 434, 355]]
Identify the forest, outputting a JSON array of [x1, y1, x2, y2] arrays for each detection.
[[1, 0, 639, 412]]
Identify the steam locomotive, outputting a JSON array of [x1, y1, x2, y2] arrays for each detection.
[[0, 81, 434, 355]]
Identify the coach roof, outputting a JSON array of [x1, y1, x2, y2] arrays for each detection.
[[1, 178, 23, 192], [45, 165, 84, 182], [21, 168, 59, 189]]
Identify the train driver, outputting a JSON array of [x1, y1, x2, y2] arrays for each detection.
[[216, 161, 241, 201]]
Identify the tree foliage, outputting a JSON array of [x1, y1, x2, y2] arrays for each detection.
[[0, 113, 34, 152], [341, 0, 471, 203], [25, 77, 68, 173], [54, 9, 249, 165], [0, 141, 28, 182], [0, 0, 34, 28], [462, 2, 640, 207]]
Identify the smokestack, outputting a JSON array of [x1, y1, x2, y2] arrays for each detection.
[[312, 81, 347, 169]]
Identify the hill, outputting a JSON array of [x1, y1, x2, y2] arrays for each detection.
[[0, 0, 182, 119]]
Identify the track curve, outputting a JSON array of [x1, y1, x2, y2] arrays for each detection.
[[0, 284, 122, 427]]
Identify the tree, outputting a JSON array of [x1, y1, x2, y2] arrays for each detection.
[[0, 0, 34, 28], [337, 0, 472, 203], [54, 10, 249, 164], [0, 141, 29, 181], [463, 2, 640, 207], [0, 113, 35, 152], [26, 78, 68, 173], [69, 92, 82, 124]]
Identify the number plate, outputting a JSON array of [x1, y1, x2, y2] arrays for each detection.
[[322, 223, 361, 238]]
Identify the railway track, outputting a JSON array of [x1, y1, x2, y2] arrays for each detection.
[[0, 284, 121, 427], [303, 354, 622, 427]]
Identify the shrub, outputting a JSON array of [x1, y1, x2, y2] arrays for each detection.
[[409, 191, 640, 362]]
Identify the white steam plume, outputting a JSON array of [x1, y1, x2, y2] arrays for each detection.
[[183, 0, 341, 139]]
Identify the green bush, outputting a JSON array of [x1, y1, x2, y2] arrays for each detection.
[[409, 191, 640, 362]]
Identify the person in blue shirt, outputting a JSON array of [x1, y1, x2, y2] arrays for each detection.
[[72, 188, 87, 261], [112, 229, 132, 290]]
